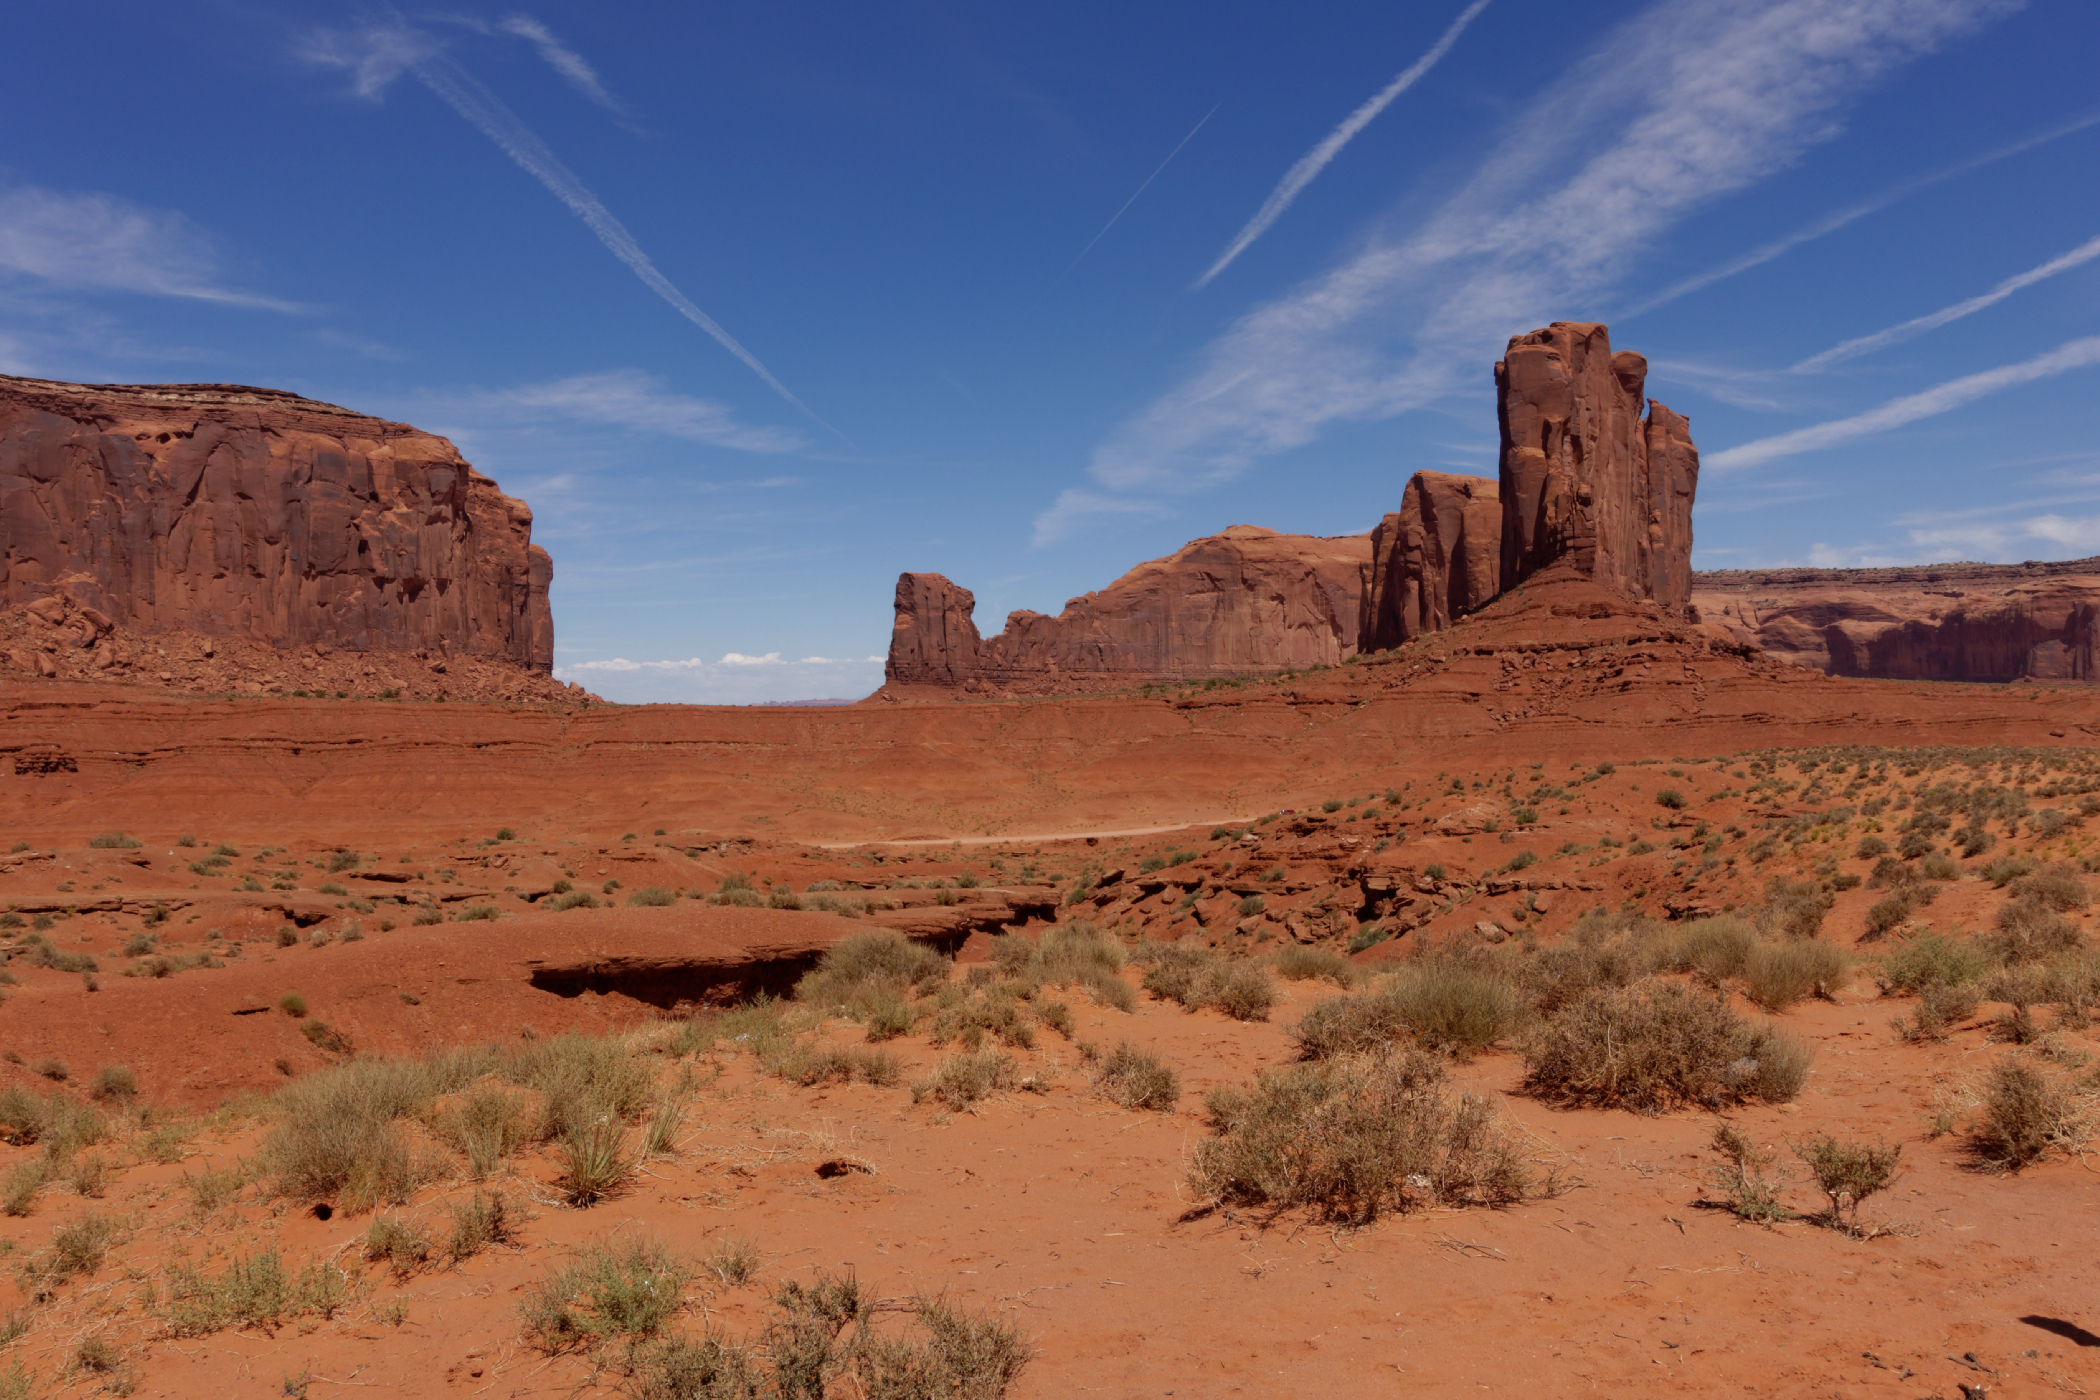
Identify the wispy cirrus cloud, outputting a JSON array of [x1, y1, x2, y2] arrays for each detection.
[[496, 14, 630, 116], [1032, 488, 1175, 547], [440, 370, 806, 453], [1196, 0, 1494, 288], [0, 185, 302, 312], [1708, 334, 2100, 471], [302, 20, 822, 426], [1046, 0, 2022, 539]]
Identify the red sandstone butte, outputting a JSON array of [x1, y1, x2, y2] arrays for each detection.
[[1692, 556, 2100, 683], [1496, 322, 1697, 609], [1362, 470, 1501, 650], [882, 526, 1372, 698], [0, 375, 552, 670]]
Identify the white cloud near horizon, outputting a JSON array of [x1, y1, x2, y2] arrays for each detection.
[[0, 185, 303, 312], [556, 651, 885, 705], [1032, 488, 1176, 547], [1059, 0, 2019, 526], [1196, 0, 1493, 288], [444, 370, 806, 452], [1708, 334, 2100, 471], [1790, 231, 2100, 372], [302, 22, 821, 424]]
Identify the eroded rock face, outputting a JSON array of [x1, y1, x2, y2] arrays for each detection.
[[1363, 471, 1501, 650], [0, 375, 553, 670], [882, 526, 1373, 697], [1693, 559, 2100, 683], [1496, 322, 1697, 609]]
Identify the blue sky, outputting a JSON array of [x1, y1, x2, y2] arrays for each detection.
[[4, 0, 2097, 702]]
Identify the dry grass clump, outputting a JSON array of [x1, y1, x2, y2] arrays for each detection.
[[1755, 878, 1833, 940], [911, 1049, 1017, 1111], [262, 1057, 446, 1211], [1092, 1043, 1179, 1111], [1291, 959, 1520, 1059], [1190, 1048, 1531, 1223], [768, 1044, 902, 1089], [796, 931, 951, 1035], [160, 1248, 349, 1336], [2009, 862, 2090, 911], [1134, 944, 1277, 1021], [926, 982, 1038, 1051], [1971, 1054, 2093, 1170], [520, 1236, 691, 1353], [1668, 916, 1758, 983], [447, 1190, 516, 1261], [1991, 896, 2086, 963], [439, 1084, 533, 1178], [1522, 982, 1811, 1112], [362, 1215, 432, 1277], [1741, 939, 1849, 1011], [1271, 945, 1358, 986], [625, 1270, 1031, 1400], [988, 922, 1135, 1012]]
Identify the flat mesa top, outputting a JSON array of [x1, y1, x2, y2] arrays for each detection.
[[0, 373, 362, 418]]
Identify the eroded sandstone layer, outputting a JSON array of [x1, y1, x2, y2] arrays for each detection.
[[1693, 556, 2100, 683], [1362, 469, 1501, 650], [883, 525, 1373, 697], [1497, 321, 1698, 608], [0, 374, 554, 673]]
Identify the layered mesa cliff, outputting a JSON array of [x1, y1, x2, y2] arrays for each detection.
[[883, 321, 1701, 698], [0, 374, 582, 702], [1693, 557, 2100, 684]]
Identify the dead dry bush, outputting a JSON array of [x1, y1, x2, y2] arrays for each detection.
[[1756, 877, 1833, 940], [2009, 862, 2090, 911], [1667, 916, 1758, 984], [1271, 945, 1358, 986], [1991, 897, 2086, 963], [1092, 1043, 1178, 1111], [1971, 1054, 2093, 1170], [1190, 1048, 1531, 1223], [796, 931, 951, 1035], [624, 1269, 1031, 1400], [1134, 944, 1277, 1021], [911, 1049, 1017, 1111], [1522, 981, 1811, 1112]]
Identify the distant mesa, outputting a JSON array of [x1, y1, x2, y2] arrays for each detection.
[[881, 321, 1704, 699], [0, 373, 591, 703]]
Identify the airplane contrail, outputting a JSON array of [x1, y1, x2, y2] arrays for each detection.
[[409, 54, 824, 425], [1792, 233, 2100, 373], [1195, 0, 1493, 289], [1624, 108, 2100, 319], [1060, 104, 1221, 279]]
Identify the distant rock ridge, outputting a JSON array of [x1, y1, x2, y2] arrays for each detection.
[[1692, 557, 2100, 684], [880, 321, 1703, 699], [0, 373, 555, 679]]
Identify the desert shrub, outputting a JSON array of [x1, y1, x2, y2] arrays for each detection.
[[317, 882, 349, 896], [362, 1215, 432, 1277], [1742, 940, 1848, 1011], [1290, 987, 1412, 1060], [628, 886, 677, 907], [1918, 851, 1963, 881], [628, 1334, 764, 1399], [0, 1163, 43, 1218], [1703, 1123, 1792, 1224], [89, 1065, 136, 1102], [279, 992, 307, 1016], [520, 1237, 690, 1352], [549, 891, 598, 912], [1877, 931, 1993, 996], [159, 1248, 348, 1335], [1522, 981, 1811, 1111], [1520, 913, 1664, 1014], [1973, 1055, 2090, 1170], [1959, 826, 1996, 858], [1853, 835, 1886, 859], [1034, 998, 1073, 1037], [768, 1045, 901, 1089], [455, 905, 499, 923], [1892, 981, 1981, 1042], [767, 888, 804, 911], [856, 1295, 1033, 1400], [1207, 962, 1278, 1021], [1025, 923, 1133, 1011], [1793, 1136, 1901, 1234], [912, 1049, 1016, 1111], [1656, 789, 1687, 810], [557, 1118, 634, 1207], [86, 832, 141, 849], [264, 1058, 438, 1210], [1189, 1049, 1530, 1223], [447, 1190, 515, 1261], [1863, 890, 1925, 940], [1093, 1043, 1178, 1111], [1380, 960, 1523, 1055], [2011, 863, 2090, 911], [1668, 916, 1758, 982], [1139, 945, 1275, 1020], [703, 1234, 761, 1286], [1757, 878, 1833, 940], [1272, 945, 1357, 986], [440, 1084, 532, 1177], [0, 1088, 53, 1147], [926, 984, 1035, 1051], [1981, 855, 2037, 888], [796, 931, 949, 1026], [1992, 897, 2085, 963], [507, 1032, 653, 1142], [1349, 923, 1391, 954]]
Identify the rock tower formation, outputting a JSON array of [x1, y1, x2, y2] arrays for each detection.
[[1496, 322, 1698, 608], [0, 375, 553, 671], [881, 321, 1702, 699], [1361, 471, 1502, 651]]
